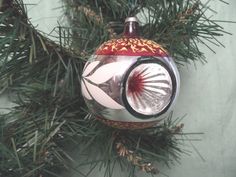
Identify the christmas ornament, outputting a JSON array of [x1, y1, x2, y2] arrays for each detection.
[[81, 17, 180, 129]]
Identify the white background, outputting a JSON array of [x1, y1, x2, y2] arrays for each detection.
[[1, 0, 236, 177]]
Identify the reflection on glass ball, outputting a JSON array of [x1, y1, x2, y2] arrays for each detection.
[[124, 61, 173, 117], [81, 55, 179, 129]]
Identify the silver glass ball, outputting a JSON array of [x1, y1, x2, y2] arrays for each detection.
[[81, 55, 180, 129]]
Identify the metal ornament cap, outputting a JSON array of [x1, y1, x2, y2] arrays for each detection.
[[125, 17, 139, 23]]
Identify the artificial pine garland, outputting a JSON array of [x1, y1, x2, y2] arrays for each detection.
[[0, 0, 229, 177]]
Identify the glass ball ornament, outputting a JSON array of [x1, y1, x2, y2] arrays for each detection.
[[81, 17, 180, 129]]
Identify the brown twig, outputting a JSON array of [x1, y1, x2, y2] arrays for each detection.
[[77, 5, 102, 24], [177, 2, 199, 24], [116, 142, 159, 174], [170, 123, 184, 134], [77, 5, 117, 39]]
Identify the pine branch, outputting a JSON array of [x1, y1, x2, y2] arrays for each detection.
[[0, 1, 85, 176], [62, 0, 230, 65], [0, 0, 224, 177]]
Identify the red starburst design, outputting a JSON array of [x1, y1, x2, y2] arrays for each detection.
[[127, 70, 144, 95], [125, 63, 173, 116]]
